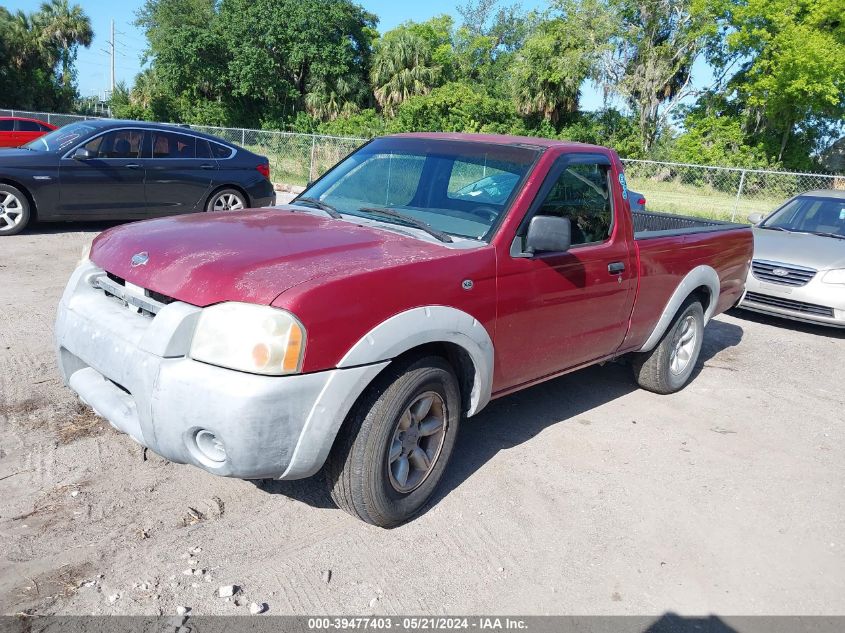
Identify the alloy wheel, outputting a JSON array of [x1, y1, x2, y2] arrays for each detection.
[[386, 391, 448, 494]]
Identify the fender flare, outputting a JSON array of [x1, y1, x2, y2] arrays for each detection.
[[338, 305, 495, 416], [638, 265, 720, 352]]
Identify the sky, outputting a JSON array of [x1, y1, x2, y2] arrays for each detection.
[[6, 0, 711, 113]]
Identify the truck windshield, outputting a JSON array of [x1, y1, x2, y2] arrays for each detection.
[[298, 137, 541, 241], [24, 122, 98, 152]]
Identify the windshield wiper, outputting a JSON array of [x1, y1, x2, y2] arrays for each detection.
[[293, 196, 342, 219], [760, 225, 789, 231], [810, 231, 845, 240], [357, 207, 453, 243]]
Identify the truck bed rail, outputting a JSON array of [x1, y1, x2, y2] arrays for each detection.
[[633, 210, 745, 239]]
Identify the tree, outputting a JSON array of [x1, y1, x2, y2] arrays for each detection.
[[38, 0, 93, 88], [601, 0, 719, 151], [371, 30, 441, 115], [0, 2, 91, 110], [390, 82, 518, 134], [511, 0, 615, 123], [136, 0, 377, 125], [715, 0, 845, 162]]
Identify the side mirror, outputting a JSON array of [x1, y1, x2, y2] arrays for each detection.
[[747, 212, 764, 225], [72, 147, 94, 160], [525, 215, 572, 254]]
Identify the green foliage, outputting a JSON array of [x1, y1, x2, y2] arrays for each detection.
[[135, 0, 376, 126], [371, 30, 441, 115], [602, 0, 720, 151], [511, 0, 615, 123], [0, 2, 92, 110], [389, 82, 519, 134], [715, 0, 845, 161], [318, 109, 388, 138], [667, 97, 772, 168]]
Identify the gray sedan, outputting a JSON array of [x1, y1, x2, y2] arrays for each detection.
[[739, 190, 845, 327]]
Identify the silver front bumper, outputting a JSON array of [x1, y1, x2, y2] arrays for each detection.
[[55, 261, 387, 479], [739, 267, 845, 328]]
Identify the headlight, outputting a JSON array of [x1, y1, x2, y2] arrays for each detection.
[[79, 239, 93, 265], [822, 269, 845, 285], [190, 303, 306, 375]]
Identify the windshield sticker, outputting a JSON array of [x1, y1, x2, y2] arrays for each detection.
[[618, 173, 628, 200], [840, 206, 845, 220]]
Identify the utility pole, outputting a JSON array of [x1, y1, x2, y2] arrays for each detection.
[[110, 19, 115, 96]]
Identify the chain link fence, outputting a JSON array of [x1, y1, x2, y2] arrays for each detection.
[[4, 108, 843, 222]]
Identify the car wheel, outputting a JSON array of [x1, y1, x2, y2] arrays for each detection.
[[206, 188, 247, 212], [0, 184, 31, 236], [632, 298, 704, 394], [327, 355, 461, 527]]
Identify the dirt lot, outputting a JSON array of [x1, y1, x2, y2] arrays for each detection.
[[1, 220, 843, 617]]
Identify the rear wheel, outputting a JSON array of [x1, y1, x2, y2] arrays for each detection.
[[0, 184, 31, 236], [327, 356, 461, 527], [206, 188, 247, 212], [632, 298, 704, 394]]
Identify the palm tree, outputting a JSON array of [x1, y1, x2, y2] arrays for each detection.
[[370, 31, 441, 116], [37, 0, 93, 87]]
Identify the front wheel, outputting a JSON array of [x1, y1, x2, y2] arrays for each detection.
[[326, 356, 461, 527], [0, 184, 31, 236], [206, 188, 247, 212], [632, 298, 704, 394]]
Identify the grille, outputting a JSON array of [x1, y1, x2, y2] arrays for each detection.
[[744, 292, 834, 318], [93, 272, 174, 317], [751, 260, 816, 286]]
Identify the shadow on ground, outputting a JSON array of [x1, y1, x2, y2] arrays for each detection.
[[20, 220, 128, 236], [728, 307, 845, 339], [255, 317, 745, 518]]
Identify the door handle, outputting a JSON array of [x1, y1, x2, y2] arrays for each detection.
[[200, 163, 215, 170], [608, 262, 625, 274], [125, 163, 141, 169]]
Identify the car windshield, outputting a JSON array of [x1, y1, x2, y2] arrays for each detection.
[[761, 195, 845, 238], [298, 137, 540, 241], [23, 122, 98, 152]]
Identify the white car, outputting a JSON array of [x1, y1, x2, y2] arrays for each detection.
[[739, 190, 845, 327]]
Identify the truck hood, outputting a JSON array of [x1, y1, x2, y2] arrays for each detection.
[[752, 227, 845, 271], [90, 208, 450, 307]]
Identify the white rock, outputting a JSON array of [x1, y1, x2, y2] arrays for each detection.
[[70, 490, 80, 497], [218, 585, 236, 598], [182, 569, 194, 576], [190, 546, 202, 554], [176, 606, 190, 616], [108, 594, 120, 604], [321, 570, 332, 584], [188, 558, 199, 567], [193, 569, 204, 576], [249, 602, 266, 615], [369, 597, 378, 608]]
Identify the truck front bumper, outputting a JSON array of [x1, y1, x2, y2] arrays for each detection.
[[55, 261, 387, 480]]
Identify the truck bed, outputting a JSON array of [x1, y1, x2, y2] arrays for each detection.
[[633, 210, 745, 239]]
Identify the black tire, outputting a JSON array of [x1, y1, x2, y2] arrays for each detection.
[[206, 188, 247, 212], [632, 298, 705, 394], [327, 355, 461, 527], [0, 184, 31, 236]]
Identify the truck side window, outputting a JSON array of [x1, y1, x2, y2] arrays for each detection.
[[536, 163, 613, 245]]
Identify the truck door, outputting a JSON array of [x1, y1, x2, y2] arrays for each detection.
[[494, 153, 636, 390]]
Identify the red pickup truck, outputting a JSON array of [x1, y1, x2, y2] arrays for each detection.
[[56, 133, 752, 526]]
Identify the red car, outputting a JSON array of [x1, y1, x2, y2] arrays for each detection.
[[0, 116, 56, 148], [56, 133, 753, 526]]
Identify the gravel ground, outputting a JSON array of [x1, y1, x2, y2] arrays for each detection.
[[1, 219, 843, 617]]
